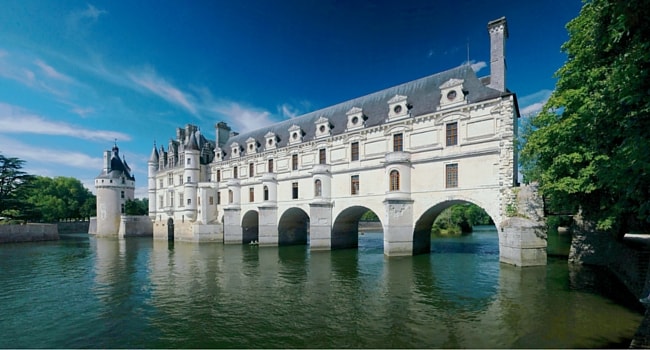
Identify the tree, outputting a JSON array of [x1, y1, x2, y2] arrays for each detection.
[[520, 0, 650, 238], [124, 198, 148, 216], [0, 154, 34, 220], [22, 176, 95, 222]]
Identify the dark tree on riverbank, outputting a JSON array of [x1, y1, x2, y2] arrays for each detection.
[[520, 0, 650, 238], [125, 198, 148, 216], [21, 176, 96, 222], [0, 154, 34, 220]]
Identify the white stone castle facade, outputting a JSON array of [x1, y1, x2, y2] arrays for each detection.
[[146, 17, 547, 266]]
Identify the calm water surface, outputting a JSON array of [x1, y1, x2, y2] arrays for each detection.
[[0, 228, 643, 348]]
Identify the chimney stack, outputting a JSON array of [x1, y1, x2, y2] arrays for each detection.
[[487, 17, 508, 92]]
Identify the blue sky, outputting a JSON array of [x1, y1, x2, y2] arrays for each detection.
[[0, 0, 583, 197]]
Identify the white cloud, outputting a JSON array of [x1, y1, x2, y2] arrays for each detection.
[[519, 89, 553, 117], [0, 102, 131, 142], [471, 61, 487, 72], [278, 103, 301, 119], [80, 4, 108, 21], [0, 135, 103, 171], [70, 106, 96, 117], [127, 67, 198, 115], [211, 102, 275, 133], [34, 59, 74, 83]]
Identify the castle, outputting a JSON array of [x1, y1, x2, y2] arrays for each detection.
[[90, 142, 153, 237], [143, 17, 546, 266]]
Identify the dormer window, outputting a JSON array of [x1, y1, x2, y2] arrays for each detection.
[[439, 78, 467, 109], [315, 116, 331, 138], [230, 142, 241, 158], [387, 95, 410, 121], [246, 137, 258, 154], [346, 107, 366, 131], [264, 131, 278, 150], [288, 124, 303, 145]]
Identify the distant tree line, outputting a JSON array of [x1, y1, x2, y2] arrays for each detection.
[[0, 154, 97, 223], [431, 204, 493, 236]]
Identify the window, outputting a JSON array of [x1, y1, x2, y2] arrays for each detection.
[[228, 190, 233, 203], [314, 179, 322, 197], [179, 193, 184, 207], [167, 173, 173, 186], [446, 163, 458, 188], [233, 166, 238, 179], [292, 154, 298, 170], [187, 157, 191, 165], [249, 163, 254, 177], [209, 196, 214, 205], [121, 191, 124, 199], [393, 133, 403, 152], [263, 186, 269, 201], [216, 170, 221, 182], [351, 142, 359, 161], [217, 192, 221, 205], [179, 175, 183, 185], [187, 176, 192, 183], [319, 148, 326, 164], [268, 159, 274, 173], [351, 175, 359, 195], [446, 122, 458, 146], [292, 182, 299, 199], [159, 179, 163, 188], [249, 187, 255, 202], [170, 192, 175, 207], [121, 204, 125, 214], [187, 198, 192, 206], [159, 195, 163, 208], [389, 170, 400, 191], [121, 177, 125, 184]]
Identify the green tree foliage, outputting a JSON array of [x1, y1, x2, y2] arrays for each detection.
[[0, 154, 34, 220], [360, 210, 379, 222], [124, 198, 149, 216], [520, 0, 650, 237], [431, 203, 492, 236], [22, 176, 96, 222]]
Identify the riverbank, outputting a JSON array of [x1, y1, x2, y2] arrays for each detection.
[[0, 223, 59, 243]]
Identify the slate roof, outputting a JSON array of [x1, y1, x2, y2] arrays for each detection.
[[221, 64, 506, 161], [97, 144, 136, 181]]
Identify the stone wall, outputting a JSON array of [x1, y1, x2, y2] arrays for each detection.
[[57, 221, 90, 234], [569, 217, 649, 297], [569, 216, 650, 348], [118, 216, 153, 238], [0, 224, 59, 243]]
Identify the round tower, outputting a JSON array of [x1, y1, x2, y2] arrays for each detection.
[[148, 142, 159, 219], [94, 143, 136, 236], [183, 129, 200, 221]]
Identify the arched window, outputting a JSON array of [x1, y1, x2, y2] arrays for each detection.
[[314, 179, 322, 197], [389, 170, 400, 191], [263, 186, 269, 201], [228, 190, 233, 203]]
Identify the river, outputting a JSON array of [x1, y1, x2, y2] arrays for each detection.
[[0, 227, 643, 348]]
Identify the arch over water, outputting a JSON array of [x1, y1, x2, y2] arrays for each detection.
[[241, 210, 259, 244], [278, 207, 309, 246], [413, 200, 497, 255], [332, 206, 382, 250]]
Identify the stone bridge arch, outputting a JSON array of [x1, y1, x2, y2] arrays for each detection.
[[278, 207, 309, 246], [241, 210, 259, 244], [332, 205, 384, 250], [413, 198, 498, 255]]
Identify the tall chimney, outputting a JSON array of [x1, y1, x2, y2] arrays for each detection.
[[487, 17, 508, 92]]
